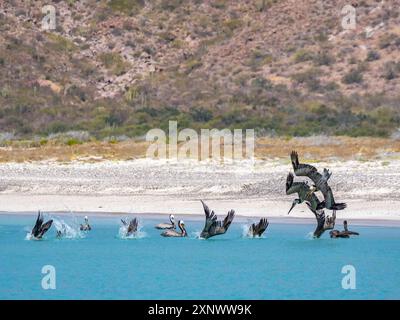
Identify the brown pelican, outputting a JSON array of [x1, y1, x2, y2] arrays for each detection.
[[306, 203, 336, 238], [290, 151, 346, 211], [286, 172, 323, 214], [121, 218, 138, 237], [80, 216, 91, 231], [200, 200, 235, 239], [155, 214, 175, 229], [248, 218, 269, 237], [31, 211, 53, 239], [161, 220, 187, 237], [330, 220, 359, 238]]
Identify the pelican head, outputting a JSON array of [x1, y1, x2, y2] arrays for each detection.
[[178, 220, 187, 236], [84, 215, 88, 222], [169, 214, 175, 225]]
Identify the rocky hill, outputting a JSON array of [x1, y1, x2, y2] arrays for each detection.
[[1, 0, 400, 140]]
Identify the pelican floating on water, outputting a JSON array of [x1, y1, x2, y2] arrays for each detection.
[[248, 218, 269, 237], [121, 218, 138, 237], [290, 151, 346, 211], [161, 220, 187, 237], [200, 200, 235, 239], [155, 214, 175, 229], [31, 211, 53, 239], [330, 220, 359, 238], [80, 216, 91, 231]]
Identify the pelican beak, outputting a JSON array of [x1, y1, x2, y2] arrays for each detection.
[[287, 202, 296, 215]]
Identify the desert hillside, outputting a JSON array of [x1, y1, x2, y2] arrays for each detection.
[[1, 0, 400, 141]]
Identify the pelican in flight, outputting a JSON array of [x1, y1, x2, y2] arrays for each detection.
[[286, 172, 323, 214], [248, 218, 269, 237], [330, 220, 359, 238], [155, 214, 175, 229], [31, 211, 53, 239], [121, 218, 138, 237], [200, 200, 235, 239], [80, 216, 91, 231], [290, 151, 346, 211], [306, 203, 336, 238], [161, 220, 187, 237]]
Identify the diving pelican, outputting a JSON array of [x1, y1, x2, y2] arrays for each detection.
[[121, 218, 138, 237], [161, 220, 187, 237], [248, 218, 269, 237], [155, 214, 175, 229], [199, 200, 235, 239], [307, 203, 336, 238], [80, 216, 91, 231], [290, 151, 346, 211], [31, 211, 53, 239], [286, 172, 324, 214]]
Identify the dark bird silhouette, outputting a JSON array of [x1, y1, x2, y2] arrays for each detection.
[[31, 211, 53, 239], [290, 151, 346, 211], [161, 220, 187, 237], [286, 172, 323, 214], [200, 200, 235, 239], [306, 203, 336, 238], [248, 218, 269, 237], [121, 218, 138, 237]]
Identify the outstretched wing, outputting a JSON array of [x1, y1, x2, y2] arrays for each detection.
[[308, 203, 336, 238], [322, 186, 347, 210], [201, 200, 217, 231], [213, 209, 235, 235], [128, 218, 138, 233], [250, 218, 269, 237], [290, 150, 322, 184], [285, 172, 304, 195], [38, 219, 53, 238], [31, 211, 43, 237]]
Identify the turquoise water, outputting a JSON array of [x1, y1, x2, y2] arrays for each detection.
[[0, 214, 399, 300]]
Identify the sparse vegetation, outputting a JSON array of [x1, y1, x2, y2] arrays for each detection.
[[99, 52, 131, 76]]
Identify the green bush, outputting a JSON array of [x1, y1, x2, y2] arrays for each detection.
[[99, 52, 131, 76], [342, 68, 363, 84], [293, 49, 313, 63], [366, 50, 380, 61], [108, 0, 145, 15], [382, 61, 400, 80]]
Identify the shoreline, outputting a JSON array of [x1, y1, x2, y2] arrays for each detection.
[[1, 158, 400, 227], [1, 195, 400, 227]]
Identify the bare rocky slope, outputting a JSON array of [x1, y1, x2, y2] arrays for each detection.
[[1, 0, 400, 139]]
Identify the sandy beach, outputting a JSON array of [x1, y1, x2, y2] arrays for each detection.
[[0, 158, 399, 224]]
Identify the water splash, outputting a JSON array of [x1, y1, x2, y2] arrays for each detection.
[[241, 224, 265, 239], [192, 230, 204, 239], [53, 218, 84, 239], [118, 219, 147, 239]]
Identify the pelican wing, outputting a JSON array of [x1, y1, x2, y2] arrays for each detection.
[[201, 200, 217, 231], [291, 150, 321, 183], [291, 151, 346, 210], [309, 204, 336, 238], [31, 212, 43, 237], [38, 219, 53, 238], [250, 218, 269, 237], [128, 218, 138, 234], [213, 209, 235, 235], [286, 173, 322, 211]]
